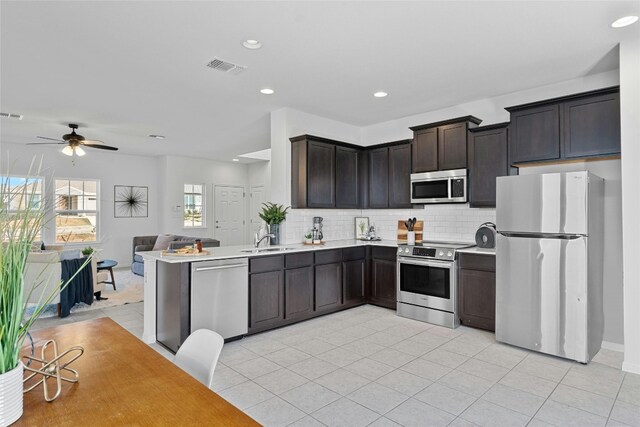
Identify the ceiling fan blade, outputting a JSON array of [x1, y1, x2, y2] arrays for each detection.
[[80, 139, 106, 145], [37, 136, 64, 142], [27, 142, 66, 145], [82, 143, 118, 151]]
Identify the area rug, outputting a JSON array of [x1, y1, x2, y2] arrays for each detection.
[[36, 268, 144, 318]]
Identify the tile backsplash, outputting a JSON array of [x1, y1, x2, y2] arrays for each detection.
[[283, 205, 495, 244]]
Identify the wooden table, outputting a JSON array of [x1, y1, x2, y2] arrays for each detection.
[[16, 318, 258, 426]]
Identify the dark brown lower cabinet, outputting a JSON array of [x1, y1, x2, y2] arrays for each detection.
[[370, 258, 397, 310], [343, 259, 366, 306], [249, 270, 284, 332], [458, 253, 496, 332], [315, 263, 342, 312], [285, 266, 314, 321]]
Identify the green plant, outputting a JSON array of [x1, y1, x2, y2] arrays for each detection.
[[258, 202, 290, 225], [81, 246, 94, 256], [0, 160, 90, 374], [358, 221, 366, 234], [304, 231, 312, 240]]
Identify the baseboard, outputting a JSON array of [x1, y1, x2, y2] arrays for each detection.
[[601, 341, 625, 352], [622, 360, 640, 375]]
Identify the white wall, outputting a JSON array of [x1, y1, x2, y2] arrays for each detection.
[[0, 142, 161, 267], [158, 155, 250, 245], [620, 37, 640, 374]]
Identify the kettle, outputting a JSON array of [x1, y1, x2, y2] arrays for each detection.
[[475, 222, 496, 249]]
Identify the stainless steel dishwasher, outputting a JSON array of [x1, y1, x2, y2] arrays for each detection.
[[190, 258, 248, 339]]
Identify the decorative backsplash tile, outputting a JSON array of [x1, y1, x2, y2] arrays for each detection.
[[282, 205, 495, 244]]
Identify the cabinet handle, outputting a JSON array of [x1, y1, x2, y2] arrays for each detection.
[[194, 264, 246, 272]]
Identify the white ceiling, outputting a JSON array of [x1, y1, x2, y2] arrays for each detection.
[[1, 1, 638, 161]]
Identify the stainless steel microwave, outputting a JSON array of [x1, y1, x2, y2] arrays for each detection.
[[410, 169, 467, 204]]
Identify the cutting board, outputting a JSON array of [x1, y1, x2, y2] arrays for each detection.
[[397, 220, 424, 243]]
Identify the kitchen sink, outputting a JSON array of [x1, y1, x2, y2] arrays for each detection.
[[239, 247, 295, 253]]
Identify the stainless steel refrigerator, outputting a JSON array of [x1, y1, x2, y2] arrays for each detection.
[[495, 171, 604, 363]]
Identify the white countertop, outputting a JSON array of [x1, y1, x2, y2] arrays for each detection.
[[457, 246, 496, 256], [137, 239, 398, 263]]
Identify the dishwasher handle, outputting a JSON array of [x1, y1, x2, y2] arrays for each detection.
[[193, 263, 247, 272]]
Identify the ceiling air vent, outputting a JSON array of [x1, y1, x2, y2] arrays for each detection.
[[206, 57, 247, 75], [0, 112, 23, 120]]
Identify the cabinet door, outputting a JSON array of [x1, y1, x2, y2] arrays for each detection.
[[307, 141, 336, 208], [370, 259, 396, 309], [438, 122, 468, 170], [285, 266, 314, 320], [388, 144, 412, 208], [249, 271, 284, 331], [458, 269, 495, 332], [563, 92, 620, 158], [368, 147, 389, 208], [315, 262, 342, 312], [343, 259, 366, 306], [468, 127, 508, 207], [412, 128, 438, 172], [510, 104, 560, 163], [335, 146, 360, 208]]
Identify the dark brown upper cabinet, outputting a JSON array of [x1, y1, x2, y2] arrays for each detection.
[[291, 135, 362, 209], [563, 90, 620, 158], [468, 123, 509, 208], [335, 146, 360, 208], [368, 147, 389, 208], [506, 86, 620, 165], [410, 116, 482, 173], [388, 143, 412, 208]]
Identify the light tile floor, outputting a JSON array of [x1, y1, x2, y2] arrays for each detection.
[[32, 303, 640, 427]]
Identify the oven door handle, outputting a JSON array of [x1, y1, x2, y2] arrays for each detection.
[[397, 257, 454, 269]]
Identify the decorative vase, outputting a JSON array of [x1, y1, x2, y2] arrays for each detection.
[[269, 223, 280, 246], [407, 231, 416, 245], [0, 363, 23, 426]]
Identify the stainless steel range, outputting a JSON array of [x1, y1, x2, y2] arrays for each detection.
[[396, 241, 474, 328]]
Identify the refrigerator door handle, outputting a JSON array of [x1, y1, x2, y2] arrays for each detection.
[[497, 231, 584, 240]]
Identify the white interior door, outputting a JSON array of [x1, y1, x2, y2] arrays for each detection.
[[249, 185, 265, 236], [214, 185, 245, 246]]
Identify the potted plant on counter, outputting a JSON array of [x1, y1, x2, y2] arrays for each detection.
[[258, 202, 290, 246], [0, 166, 90, 425]]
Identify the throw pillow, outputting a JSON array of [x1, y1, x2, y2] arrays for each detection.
[[153, 234, 175, 251]]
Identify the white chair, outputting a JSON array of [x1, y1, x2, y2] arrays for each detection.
[[173, 329, 224, 389]]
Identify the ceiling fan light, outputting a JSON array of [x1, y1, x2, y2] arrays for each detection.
[[75, 146, 86, 156], [62, 146, 74, 156]]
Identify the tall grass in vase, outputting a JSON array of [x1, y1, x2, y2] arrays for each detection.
[[0, 160, 90, 424]]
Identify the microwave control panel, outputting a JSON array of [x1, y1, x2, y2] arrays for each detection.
[[451, 179, 465, 198]]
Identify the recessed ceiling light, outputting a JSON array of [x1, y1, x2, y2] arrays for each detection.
[[243, 39, 262, 49], [260, 88, 275, 95], [148, 134, 165, 139], [611, 15, 639, 28], [232, 158, 240, 162], [374, 91, 388, 98]]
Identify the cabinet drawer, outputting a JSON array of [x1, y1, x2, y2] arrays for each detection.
[[371, 246, 397, 261], [285, 252, 314, 269], [458, 253, 495, 272], [249, 255, 283, 274], [315, 249, 342, 265], [342, 246, 366, 261]]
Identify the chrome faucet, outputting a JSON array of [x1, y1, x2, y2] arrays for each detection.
[[254, 233, 275, 248]]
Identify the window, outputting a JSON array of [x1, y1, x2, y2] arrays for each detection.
[[55, 179, 99, 243], [1, 176, 44, 241], [184, 184, 205, 227]]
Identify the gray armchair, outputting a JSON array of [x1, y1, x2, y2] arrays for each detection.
[[131, 235, 220, 276]]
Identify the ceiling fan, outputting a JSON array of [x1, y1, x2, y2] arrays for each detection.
[[29, 124, 118, 156]]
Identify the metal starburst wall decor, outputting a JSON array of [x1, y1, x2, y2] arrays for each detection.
[[114, 185, 148, 217]]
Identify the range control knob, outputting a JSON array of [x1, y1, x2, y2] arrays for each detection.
[[439, 250, 444, 257], [398, 248, 403, 254], [447, 251, 453, 257], [405, 248, 410, 254]]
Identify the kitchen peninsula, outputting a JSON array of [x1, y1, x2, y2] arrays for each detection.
[[138, 239, 400, 350]]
